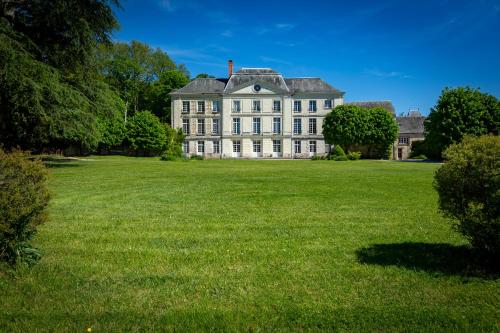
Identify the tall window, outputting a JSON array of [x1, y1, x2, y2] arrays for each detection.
[[399, 137, 409, 144], [252, 117, 261, 134], [273, 140, 281, 153], [213, 141, 220, 154], [197, 101, 205, 113], [183, 141, 189, 153], [182, 101, 190, 113], [212, 100, 221, 113], [212, 118, 219, 134], [308, 118, 317, 134], [293, 100, 302, 112], [273, 117, 281, 134], [324, 99, 332, 109], [253, 140, 261, 153], [308, 100, 317, 112], [252, 100, 261, 112], [273, 100, 281, 112], [197, 141, 205, 153], [182, 118, 190, 135], [232, 118, 241, 135], [232, 100, 241, 112], [233, 140, 241, 153], [197, 119, 205, 135], [293, 118, 302, 135], [294, 140, 301, 154], [309, 140, 317, 153]]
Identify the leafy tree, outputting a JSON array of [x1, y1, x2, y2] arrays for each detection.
[[0, 148, 50, 265], [161, 125, 185, 160], [425, 87, 500, 159], [434, 135, 500, 255], [194, 73, 215, 79], [126, 111, 166, 155]]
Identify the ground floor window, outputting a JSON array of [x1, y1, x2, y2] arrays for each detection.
[[309, 140, 317, 153], [253, 140, 261, 153], [294, 140, 301, 154], [233, 140, 241, 153], [213, 141, 220, 154], [273, 140, 281, 153], [183, 141, 189, 153], [197, 141, 204, 153]]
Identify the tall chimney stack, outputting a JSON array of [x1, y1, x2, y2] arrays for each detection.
[[228, 59, 233, 77]]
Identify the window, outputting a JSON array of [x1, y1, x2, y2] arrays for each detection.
[[182, 101, 190, 113], [273, 117, 281, 134], [252, 117, 261, 134], [197, 101, 205, 113], [182, 118, 190, 135], [232, 100, 241, 112], [197, 119, 205, 135], [232, 118, 241, 134], [309, 100, 317, 112], [183, 141, 189, 153], [293, 118, 302, 135], [197, 141, 205, 153], [273, 100, 281, 112], [309, 118, 317, 134], [293, 100, 302, 112], [212, 100, 221, 113], [273, 140, 281, 153], [252, 100, 261, 112], [233, 140, 241, 153], [294, 140, 301, 154], [213, 141, 220, 154], [324, 99, 332, 109], [309, 141, 317, 153], [399, 137, 409, 144], [212, 118, 219, 134], [253, 140, 261, 153]]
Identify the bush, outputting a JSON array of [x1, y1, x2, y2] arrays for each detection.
[[0, 149, 50, 266], [311, 155, 326, 160], [331, 145, 346, 157], [126, 111, 166, 156], [434, 135, 500, 255], [411, 154, 427, 160], [347, 151, 362, 160], [333, 155, 349, 161], [190, 155, 203, 160]]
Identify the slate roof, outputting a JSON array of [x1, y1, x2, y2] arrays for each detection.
[[170, 68, 343, 95], [397, 116, 426, 134], [346, 101, 396, 116]]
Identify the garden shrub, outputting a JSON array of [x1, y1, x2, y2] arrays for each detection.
[[347, 151, 362, 160], [0, 149, 50, 266], [160, 125, 185, 161], [333, 155, 349, 161], [311, 155, 326, 160], [434, 135, 500, 255], [126, 111, 166, 156], [331, 145, 346, 158], [190, 155, 203, 160]]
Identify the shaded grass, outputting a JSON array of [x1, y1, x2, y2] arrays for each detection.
[[1, 157, 499, 332]]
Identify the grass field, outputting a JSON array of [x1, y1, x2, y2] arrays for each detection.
[[1, 156, 499, 332]]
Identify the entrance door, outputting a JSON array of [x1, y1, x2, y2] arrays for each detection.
[[398, 148, 403, 160]]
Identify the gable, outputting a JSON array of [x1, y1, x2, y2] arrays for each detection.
[[226, 79, 288, 95]]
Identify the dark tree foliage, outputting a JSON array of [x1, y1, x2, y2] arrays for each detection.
[[434, 135, 500, 255], [425, 87, 500, 159], [0, 148, 50, 265]]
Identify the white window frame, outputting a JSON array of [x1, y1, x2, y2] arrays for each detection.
[[253, 140, 261, 153], [309, 140, 317, 153], [252, 100, 261, 112], [232, 100, 241, 113], [197, 140, 205, 154], [309, 100, 317, 112], [273, 100, 281, 112], [182, 101, 190, 113], [183, 141, 189, 154], [252, 117, 261, 134], [324, 99, 332, 109], [197, 101, 205, 113], [232, 118, 241, 135], [294, 140, 301, 154], [212, 100, 221, 113], [399, 137, 409, 144], [273, 117, 281, 134], [233, 140, 241, 153], [294, 100, 302, 112], [293, 118, 301, 135], [272, 140, 281, 153], [213, 141, 220, 154], [212, 118, 219, 134], [309, 118, 317, 134], [197, 118, 205, 135], [182, 118, 190, 135]]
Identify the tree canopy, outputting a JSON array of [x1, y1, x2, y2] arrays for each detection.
[[424, 87, 500, 159]]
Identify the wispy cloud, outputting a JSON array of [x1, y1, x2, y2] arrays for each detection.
[[260, 56, 292, 65], [220, 30, 233, 38], [275, 23, 295, 30], [365, 68, 411, 79], [158, 0, 177, 12], [256, 23, 296, 35]]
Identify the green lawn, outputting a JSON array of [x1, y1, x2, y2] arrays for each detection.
[[1, 157, 498, 332]]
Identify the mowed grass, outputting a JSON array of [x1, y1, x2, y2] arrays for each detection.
[[1, 156, 499, 332]]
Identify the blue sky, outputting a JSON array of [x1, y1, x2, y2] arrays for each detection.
[[113, 0, 500, 115]]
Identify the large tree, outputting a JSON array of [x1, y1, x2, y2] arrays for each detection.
[[425, 87, 500, 159]]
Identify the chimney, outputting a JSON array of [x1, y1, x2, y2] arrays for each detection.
[[228, 59, 233, 77]]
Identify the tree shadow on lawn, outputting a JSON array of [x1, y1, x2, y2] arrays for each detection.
[[356, 242, 499, 280]]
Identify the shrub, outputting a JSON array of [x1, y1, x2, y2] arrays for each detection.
[[434, 135, 500, 255], [333, 155, 349, 161], [126, 111, 166, 156], [160, 125, 185, 161], [411, 154, 427, 160], [190, 155, 204, 160], [311, 155, 326, 161], [331, 145, 346, 157], [347, 151, 362, 160], [0, 149, 50, 266]]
